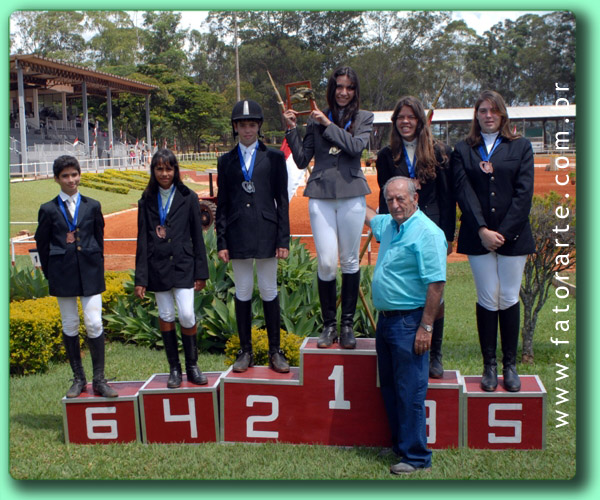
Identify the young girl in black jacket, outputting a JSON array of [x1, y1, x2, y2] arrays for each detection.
[[135, 149, 209, 388]]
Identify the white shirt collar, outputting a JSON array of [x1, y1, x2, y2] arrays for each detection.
[[481, 132, 500, 152], [59, 191, 79, 203], [239, 141, 258, 156]]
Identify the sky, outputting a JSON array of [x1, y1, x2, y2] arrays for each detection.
[[128, 10, 551, 36]]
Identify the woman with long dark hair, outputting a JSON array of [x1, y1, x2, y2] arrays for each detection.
[[452, 90, 535, 392], [134, 149, 209, 388], [375, 96, 455, 378], [283, 66, 374, 349]]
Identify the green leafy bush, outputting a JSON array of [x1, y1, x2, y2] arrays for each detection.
[[9, 296, 85, 375], [224, 327, 303, 367], [9, 266, 49, 301]]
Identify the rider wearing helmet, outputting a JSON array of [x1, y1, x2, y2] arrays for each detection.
[[216, 100, 291, 373]]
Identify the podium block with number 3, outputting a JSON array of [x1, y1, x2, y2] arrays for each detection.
[[220, 338, 463, 448]]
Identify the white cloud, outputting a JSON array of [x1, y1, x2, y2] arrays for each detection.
[[452, 11, 552, 35]]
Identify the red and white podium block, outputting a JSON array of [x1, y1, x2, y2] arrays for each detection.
[[62, 381, 144, 444], [220, 338, 462, 448], [425, 370, 463, 449], [462, 375, 546, 449], [138, 372, 221, 444], [220, 366, 302, 444]]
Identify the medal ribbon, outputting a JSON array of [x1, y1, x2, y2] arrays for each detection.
[[157, 185, 176, 226], [402, 145, 416, 179], [238, 143, 258, 182], [478, 135, 502, 162], [327, 111, 352, 131], [57, 195, 80, 232]]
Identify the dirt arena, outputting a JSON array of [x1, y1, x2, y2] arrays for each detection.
[[13, 166, 576, 271]]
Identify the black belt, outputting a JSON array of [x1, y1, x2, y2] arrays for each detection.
[[380, 307, 423, 318]]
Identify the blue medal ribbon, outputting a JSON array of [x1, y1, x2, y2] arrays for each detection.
[[478, 135, 502, 162], [402, 145, 416, 179], [238, 143, 258, 182], [157, 185, 176, 226], [327, 111, 352, 131], [57, 195, 80, 232]]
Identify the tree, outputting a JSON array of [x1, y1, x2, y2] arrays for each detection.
[[10, 11, 87, 61], [141, 11, 188, 74], [188, 30, 235, 93], [520, 192, 576, 362], [86, 11, 141, 69]]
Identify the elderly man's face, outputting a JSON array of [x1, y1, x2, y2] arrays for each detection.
[[385, 180, 418, 225]]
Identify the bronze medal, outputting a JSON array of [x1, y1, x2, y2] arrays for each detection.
[[156, 225, 167, 238], [480, 161, 494, 174], [66, 231, 76, 244]]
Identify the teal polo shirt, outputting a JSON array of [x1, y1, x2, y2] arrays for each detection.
[[371, 209, 447, 312]]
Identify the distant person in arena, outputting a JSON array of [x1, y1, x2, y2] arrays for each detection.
[[452, 90, 535, 392]]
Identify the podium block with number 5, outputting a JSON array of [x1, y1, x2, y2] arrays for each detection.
[[462, 375, 546, 449]]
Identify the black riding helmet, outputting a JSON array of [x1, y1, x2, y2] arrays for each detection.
[[231, 100, 264, 137]]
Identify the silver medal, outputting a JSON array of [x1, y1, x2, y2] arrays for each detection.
[[242, 181, 255, 194]]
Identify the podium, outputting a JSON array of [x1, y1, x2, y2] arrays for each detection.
[[462, 375, 546, 449], [220, 338, 463, 448], [62, 338, 545, 450], [138, 372, 221, 444], [62, 381, 144, 444]]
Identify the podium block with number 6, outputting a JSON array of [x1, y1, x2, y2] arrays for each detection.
[[62, 381, 144, 444]]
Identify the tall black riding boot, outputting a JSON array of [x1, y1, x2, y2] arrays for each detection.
[[181, 324, 208, 385], [233, 297, 254, 372], [161, 319, 182, 388], [340, 271, 360, 349], [63, 334, 87, 398], [87, 333, 118, 397], [499, 302, 522, 392], [476, 303, 499, 392], [317, 277, 338, 348], [263, 297, 290, 373], [429, 317, 445, 379]]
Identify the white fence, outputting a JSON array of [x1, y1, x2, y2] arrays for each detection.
[[9, 155, 148, 181]]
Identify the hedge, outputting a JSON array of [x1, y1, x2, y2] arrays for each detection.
[[9, 296, 81, 375], [9, 271, 130, 375]]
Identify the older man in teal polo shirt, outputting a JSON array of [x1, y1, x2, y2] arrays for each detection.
[[366, 176, 446, 475]]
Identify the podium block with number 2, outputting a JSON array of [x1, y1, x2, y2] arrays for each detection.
[[220, 338, 462, 448]]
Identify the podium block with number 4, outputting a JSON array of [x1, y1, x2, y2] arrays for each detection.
[[139, 373, 221, 444]]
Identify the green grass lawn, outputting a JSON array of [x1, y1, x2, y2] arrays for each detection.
[[8, 262, 576, 480]]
